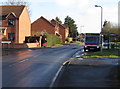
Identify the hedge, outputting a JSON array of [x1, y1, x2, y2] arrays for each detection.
[[46, 34, 62, 46]]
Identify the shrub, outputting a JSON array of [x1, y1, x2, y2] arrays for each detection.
[[46, 34, 62, 46]]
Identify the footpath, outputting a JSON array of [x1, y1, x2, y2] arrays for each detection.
[[52, 50, 120, 88]]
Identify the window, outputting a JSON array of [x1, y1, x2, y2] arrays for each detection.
[[8, 19, 15, 26], [8, 33, 15, 41]]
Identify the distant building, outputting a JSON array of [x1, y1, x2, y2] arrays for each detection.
[[0, 5, 31, 43]]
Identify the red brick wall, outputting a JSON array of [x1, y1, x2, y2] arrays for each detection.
[[59, 26, 65, 42], [1, 15, 17, 42], [31, 17, 55, 36], [59, 25, 69, 43], [51, 20, 69, 43], [2, 43, 40, 48], [2, 19, 7, 27]]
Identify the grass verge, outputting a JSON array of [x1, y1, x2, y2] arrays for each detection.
[[82, 49, 120, 58], [63, 41, 84, 45]]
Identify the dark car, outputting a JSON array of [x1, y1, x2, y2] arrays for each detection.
[[103, 42, 109, 46]]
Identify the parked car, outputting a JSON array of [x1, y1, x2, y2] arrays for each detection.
[[103, 42, 109, 46]]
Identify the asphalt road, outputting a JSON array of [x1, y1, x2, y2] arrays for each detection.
[[2, 45, 83, 87]]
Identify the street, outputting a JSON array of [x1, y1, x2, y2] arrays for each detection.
[[1, 1, 120, 89], [2, 45, 83, 87]]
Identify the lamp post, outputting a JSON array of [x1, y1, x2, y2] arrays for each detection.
[[95, 5, 103, 52]]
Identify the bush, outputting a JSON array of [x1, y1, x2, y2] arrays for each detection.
[[46, 34, 62, 46]]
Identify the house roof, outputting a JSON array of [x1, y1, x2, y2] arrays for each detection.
[[32, 16, 55, 27], [41, 16, 55, 27], [0, 5, 25, 18], [51, 19, 67, 29], [6, 12, 17, 18]]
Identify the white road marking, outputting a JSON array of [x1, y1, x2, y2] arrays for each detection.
[[9, 59, 29, 67], [9, 64, 15, 67], [49, 66, 63, 88], [18, 59, 29, 63], [49, 60, 70, 88], [9, 55, 39, 67], [33, 55, 38, 58]]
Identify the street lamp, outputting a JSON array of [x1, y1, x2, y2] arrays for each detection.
[[95, 5, 103, 52], [95, 5, 103, 33]]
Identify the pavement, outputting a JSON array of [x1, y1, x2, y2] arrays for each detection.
[[52, 53, 120, 88]]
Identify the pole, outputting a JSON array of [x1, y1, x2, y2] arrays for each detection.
[[100, 6, 103, 52], [95, 5, 103, 52]]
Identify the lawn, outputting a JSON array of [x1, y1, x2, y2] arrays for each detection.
[[82, 49, 120, 58], [75, 41, 84, 45], [64, 41, 84, 45]]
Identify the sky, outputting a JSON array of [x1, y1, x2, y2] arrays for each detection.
[[1, 0, 119, 33]]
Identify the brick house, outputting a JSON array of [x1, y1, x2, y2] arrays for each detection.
[[51, 19, 69, 42], [0, 5, 31, 43], [31, 16, 69, 43], [31, 16, 61, 38]]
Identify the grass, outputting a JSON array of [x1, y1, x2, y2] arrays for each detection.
[[51, 41, 84, 47], [63, 41, 84, 45], [54, 44, 64, 46], [82, 49, 120, 58], [75, 41, 84, 45], [117, 42, 120, 44]]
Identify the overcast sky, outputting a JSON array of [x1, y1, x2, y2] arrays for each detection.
[[1, 0, 119, 33]]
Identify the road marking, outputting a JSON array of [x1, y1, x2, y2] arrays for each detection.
[[62, 60, 70, 66], [9, 63, 16, 67], [9, 59, 29, 67], [33, 55, 38, 58], [18, 59, 29, 63], [49, 60, 71, 88], [49, 66, 63, 88]]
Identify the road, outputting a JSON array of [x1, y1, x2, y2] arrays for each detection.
[[2, 45, 83, 87]]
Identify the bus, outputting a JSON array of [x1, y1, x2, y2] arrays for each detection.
[[84, 33, 103, 51]]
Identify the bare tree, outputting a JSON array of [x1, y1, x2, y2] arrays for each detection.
[[2, 0, 31, 16]]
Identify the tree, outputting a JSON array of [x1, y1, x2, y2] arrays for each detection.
[[103, 20, 120, 42], [103, 20, 119, 34], [2, 0, 31, 16], [55, 17, 62, 24], [64, 16, 78, 39], [103, 21, 111, 34]]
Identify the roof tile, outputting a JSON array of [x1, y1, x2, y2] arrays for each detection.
[[0, 5, 25, 18]]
